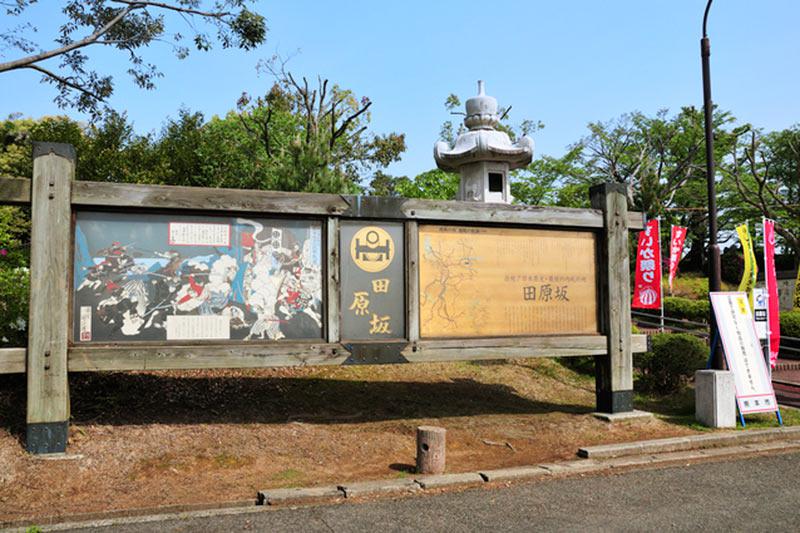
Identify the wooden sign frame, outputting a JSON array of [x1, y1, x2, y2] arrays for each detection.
[[0, 143, 646, 453]]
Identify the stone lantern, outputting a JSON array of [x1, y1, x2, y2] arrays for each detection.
[[434, 81, 534, 203]]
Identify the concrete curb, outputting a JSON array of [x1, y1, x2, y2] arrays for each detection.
[[256, 485, 343, 506], [478, 466, 550, 482], [415, 472, 484, 488], [338, 478, 420, 498], [578, 426, 800, 458]]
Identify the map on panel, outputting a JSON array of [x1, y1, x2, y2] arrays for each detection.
[[418, 225, 598, 338], [73, 212, 323, 342]]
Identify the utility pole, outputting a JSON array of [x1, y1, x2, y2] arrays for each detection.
[[701, 0, 724, 369]]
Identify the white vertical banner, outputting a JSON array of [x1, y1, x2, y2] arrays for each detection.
[[710, 292, 778, 415]]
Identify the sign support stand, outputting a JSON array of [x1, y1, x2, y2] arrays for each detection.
[[590, 183, 633, 413], [26, 142, 74, 454]]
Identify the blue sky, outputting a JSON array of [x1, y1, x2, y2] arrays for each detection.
[[2, 1, 799, 179]]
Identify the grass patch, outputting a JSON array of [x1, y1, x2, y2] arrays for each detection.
[[635, 385, 799, 430], [272, 468, 303, 482], [669, 273, 736, 300], [741, 405, 800, 428], [212, 453, 251, 469]]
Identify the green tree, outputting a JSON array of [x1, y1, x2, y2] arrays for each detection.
[[369, 170, 403, 197], [0, 1, 266, 118], [722, 125, 800, 259], [0, 189, 30, 347], [511, 147, 586, 206], [233, 60, 407, 193], [394, 169, 459, 200], [558, 107, 737, 271]]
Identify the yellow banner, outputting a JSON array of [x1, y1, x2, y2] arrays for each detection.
[[736, 223, 758, 308]]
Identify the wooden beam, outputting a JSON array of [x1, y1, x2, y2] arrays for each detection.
[[0, 176, 31, 205], [404, 335, 614, 361], [627, 211, 645, 230], [71, 180, 350, 216], [67, 334, 647, 371], [69, 343, 346, 371], [631, 334, 647, 354], [69, 180, 646, 230], [0, 348, 26, 374], [27, 142, 74, 454]]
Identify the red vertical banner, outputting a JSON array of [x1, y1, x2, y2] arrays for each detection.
[[633, 219, 662, 309], [764, 218, 780, 368], [668, 225, 687, 295]]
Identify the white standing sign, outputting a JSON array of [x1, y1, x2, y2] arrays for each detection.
[[710, 292, 777, 415]]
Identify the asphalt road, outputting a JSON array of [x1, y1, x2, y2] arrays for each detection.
[[67, 452, 800, 533]]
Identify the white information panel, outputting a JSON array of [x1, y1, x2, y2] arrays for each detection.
[[166, 315, 230, 341], [168, 222, 231, 247], [710, 292, 777, 415]]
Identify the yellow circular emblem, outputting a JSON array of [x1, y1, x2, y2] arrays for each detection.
[[350, 226, 394, 273]]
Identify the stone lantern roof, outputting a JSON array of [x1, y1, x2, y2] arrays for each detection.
[[434, 81, 534, 172]]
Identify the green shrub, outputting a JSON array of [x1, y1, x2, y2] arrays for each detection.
[[663, 296, 709, 323], [634, 333, 707, 394], [780, 309, 800, 338], [0, 267, 29, 346]]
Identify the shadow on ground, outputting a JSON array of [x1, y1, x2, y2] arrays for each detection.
[[0, 370, 593, 442]]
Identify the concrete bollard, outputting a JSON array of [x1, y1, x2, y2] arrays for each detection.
[[695, 369, 736, 428], [416, 426, 446, 474]]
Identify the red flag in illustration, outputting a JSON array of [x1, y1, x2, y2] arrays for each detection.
[[668, 225, 687, 294], [764, 218, 780, 368], [633, 219, 662, 309]]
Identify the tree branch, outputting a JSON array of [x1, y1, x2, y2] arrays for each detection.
[[0, 4, 135, 72], [332, 101, 371, 144], [109, 0, 232, 19], [25, 64, 104, 101]]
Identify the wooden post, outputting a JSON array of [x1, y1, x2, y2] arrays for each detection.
[[406, 221, 420, 343], [326, 217, 340, 344], [26, 142, 74, 454], [590, 183, 633, 413], [416, 425, 446, 474]]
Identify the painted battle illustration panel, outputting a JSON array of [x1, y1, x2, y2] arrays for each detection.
[[73, 212, 323, 342]]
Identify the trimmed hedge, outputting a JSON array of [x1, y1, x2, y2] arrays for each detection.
[[781, 309, 800, 339], [663, 296, 709, 324], [634, 333, 707, 394]]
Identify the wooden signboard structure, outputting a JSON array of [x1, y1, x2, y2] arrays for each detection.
[[0, 143, 646, 453]]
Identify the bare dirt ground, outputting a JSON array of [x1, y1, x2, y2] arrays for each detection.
[[0, 359, 700, 524]]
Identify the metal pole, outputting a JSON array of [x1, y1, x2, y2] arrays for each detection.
[[702, 0, 724, 369], [658, 217, 664, 332]]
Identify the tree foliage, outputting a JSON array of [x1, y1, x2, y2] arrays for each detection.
[[721, 125, 800, 254], [0, 64, 406, 194], [233, 58, 406, 193], [0, 1, 267, 118]]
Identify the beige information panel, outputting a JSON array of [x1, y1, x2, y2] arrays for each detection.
[[419, 225, 598, 338]]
